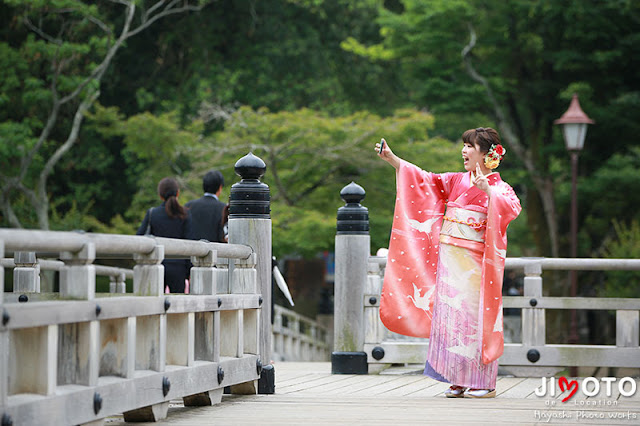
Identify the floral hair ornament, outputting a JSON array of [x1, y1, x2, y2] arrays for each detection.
[[484, 144, 506, 169]]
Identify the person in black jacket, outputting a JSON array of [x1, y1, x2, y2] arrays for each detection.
[[185, 170, 227, 243], [137, 177, 191, 293]]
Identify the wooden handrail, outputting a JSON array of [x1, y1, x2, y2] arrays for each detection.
[[362, 255, 640, 372], [0, 229, 252, 259]]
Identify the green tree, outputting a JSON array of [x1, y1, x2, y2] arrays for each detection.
[[574, 147, 640, 256], [169, 106, 461, 258], [100, 0, 405, 122], [84, 103, 202, 231], [601, 220, 640, 298], [0, 0, 210, 230], [343, 0, 640, 257]]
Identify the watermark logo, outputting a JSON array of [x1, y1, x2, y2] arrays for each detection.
[[535, 376, 637, 403]]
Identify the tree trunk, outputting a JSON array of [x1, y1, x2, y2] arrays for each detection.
[[462, 26, 559, 256], [0, 1, 209, 230]]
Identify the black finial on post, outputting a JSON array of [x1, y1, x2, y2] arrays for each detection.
[[229, 152, 270, 219], [337, 182, 369, 235]]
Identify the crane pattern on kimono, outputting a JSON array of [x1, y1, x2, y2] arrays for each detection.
[[407, 283, 435, 317]]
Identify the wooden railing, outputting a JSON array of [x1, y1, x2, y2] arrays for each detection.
[[0, 225, 271, 425], [1, 257, 133, 295], [272, 304, 330, 362], [5, 257, 332, 364], [363, 256, 640, 374], [330, 182, 640, 375]]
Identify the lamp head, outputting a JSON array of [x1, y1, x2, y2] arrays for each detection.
[[554, 94, 594, 152]]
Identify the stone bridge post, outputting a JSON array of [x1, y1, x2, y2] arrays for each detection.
[[228, 152, 274, 393], [332, 182, 369, 374]]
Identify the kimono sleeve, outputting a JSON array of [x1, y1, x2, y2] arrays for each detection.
[[480, 180, 522, 364], [379, 160, 459, 338]]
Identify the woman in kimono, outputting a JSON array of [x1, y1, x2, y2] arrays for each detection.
[[375, 128, 521, 398]]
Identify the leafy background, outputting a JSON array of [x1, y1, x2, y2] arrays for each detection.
[[1, 1, 639, 325]]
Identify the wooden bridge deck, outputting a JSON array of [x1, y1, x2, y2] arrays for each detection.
[[108, 362, 640, 425]]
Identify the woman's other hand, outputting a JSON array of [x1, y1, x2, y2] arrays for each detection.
[[473, 163, 492, 195], [375, 138, 401, 169]]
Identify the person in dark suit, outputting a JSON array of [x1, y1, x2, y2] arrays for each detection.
[[185, 170, 227, 243], [137, 177, 191, 293]]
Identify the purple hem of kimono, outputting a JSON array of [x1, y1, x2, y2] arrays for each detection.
[[423, 360, 450, 383]]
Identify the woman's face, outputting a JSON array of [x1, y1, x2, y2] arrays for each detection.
[[461, 142, 486, 172]]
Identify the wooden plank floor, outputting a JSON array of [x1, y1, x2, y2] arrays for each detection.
[[107, 362, 640, 425]]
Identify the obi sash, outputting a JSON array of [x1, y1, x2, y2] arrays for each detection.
[[439, 207, 487, 252]]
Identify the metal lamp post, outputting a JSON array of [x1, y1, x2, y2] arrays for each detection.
[[554, 94, 594, 362]]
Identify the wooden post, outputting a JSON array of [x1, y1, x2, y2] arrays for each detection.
[[509, 259, 555, 377], [13, 251, 40, 293], [109, 273, 126, 293], [273, 307, 284, 361], [186, 245, 222, 406], [215, 257, 230, 294], [135, 314, 166, 372], [10, 325, 58, 395], [58, 320, 99, 387], [166, 312, 194, 367], [133, 244, 164, 296], [190, 248, 217, 295], [58, 242, 100, 388], [99, 317, 135, 379], [124, 311, 168, 422], [228, 152, 273, 394], [364, 260, 384, 348], [332, 182, 369, 374], [616, 310, 639, 347], [522, 260, 545, 347], [60, 242, 96, 300], [231, 253, 257, 294]]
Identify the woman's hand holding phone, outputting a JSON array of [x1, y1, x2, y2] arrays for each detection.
[[375, 137, 400, 169]]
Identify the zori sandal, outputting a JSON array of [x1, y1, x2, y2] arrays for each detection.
[[444, 385, 467, 398], [464, 388, 496, 398]]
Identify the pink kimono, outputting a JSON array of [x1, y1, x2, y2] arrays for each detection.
[[380, 160, 521, 388]]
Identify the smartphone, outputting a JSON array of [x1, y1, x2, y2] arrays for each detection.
[[378, 138, 386, 154]]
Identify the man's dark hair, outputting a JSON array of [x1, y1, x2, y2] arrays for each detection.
[[203, 170, 224, 193]]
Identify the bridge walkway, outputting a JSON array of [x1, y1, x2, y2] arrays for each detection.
[[107, 362, 640, 425]]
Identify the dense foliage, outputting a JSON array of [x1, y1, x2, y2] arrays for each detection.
[[1, 1, 639, 290]]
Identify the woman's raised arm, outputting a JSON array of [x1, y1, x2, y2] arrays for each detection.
[[375, 138, 401, 170]]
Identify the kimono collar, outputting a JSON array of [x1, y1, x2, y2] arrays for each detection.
[[470, 170, 499, 182], [453, 172, 502, 210]]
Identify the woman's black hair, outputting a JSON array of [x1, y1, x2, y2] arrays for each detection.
[[157, 177, 188, 220], [461, 127, 502, 155]]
